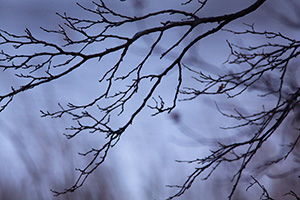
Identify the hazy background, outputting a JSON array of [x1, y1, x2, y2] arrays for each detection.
[[0, 0, 299, 199]]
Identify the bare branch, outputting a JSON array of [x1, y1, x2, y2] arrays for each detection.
[[7, 1, 300, 199]]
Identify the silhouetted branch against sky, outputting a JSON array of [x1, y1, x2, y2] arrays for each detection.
[[1, 0, 300, 199]]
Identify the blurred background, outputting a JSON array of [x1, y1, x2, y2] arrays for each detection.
[[0, 0, 299, 199]]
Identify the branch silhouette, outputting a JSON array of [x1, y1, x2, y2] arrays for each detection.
[[2, 0, 300, 199]]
